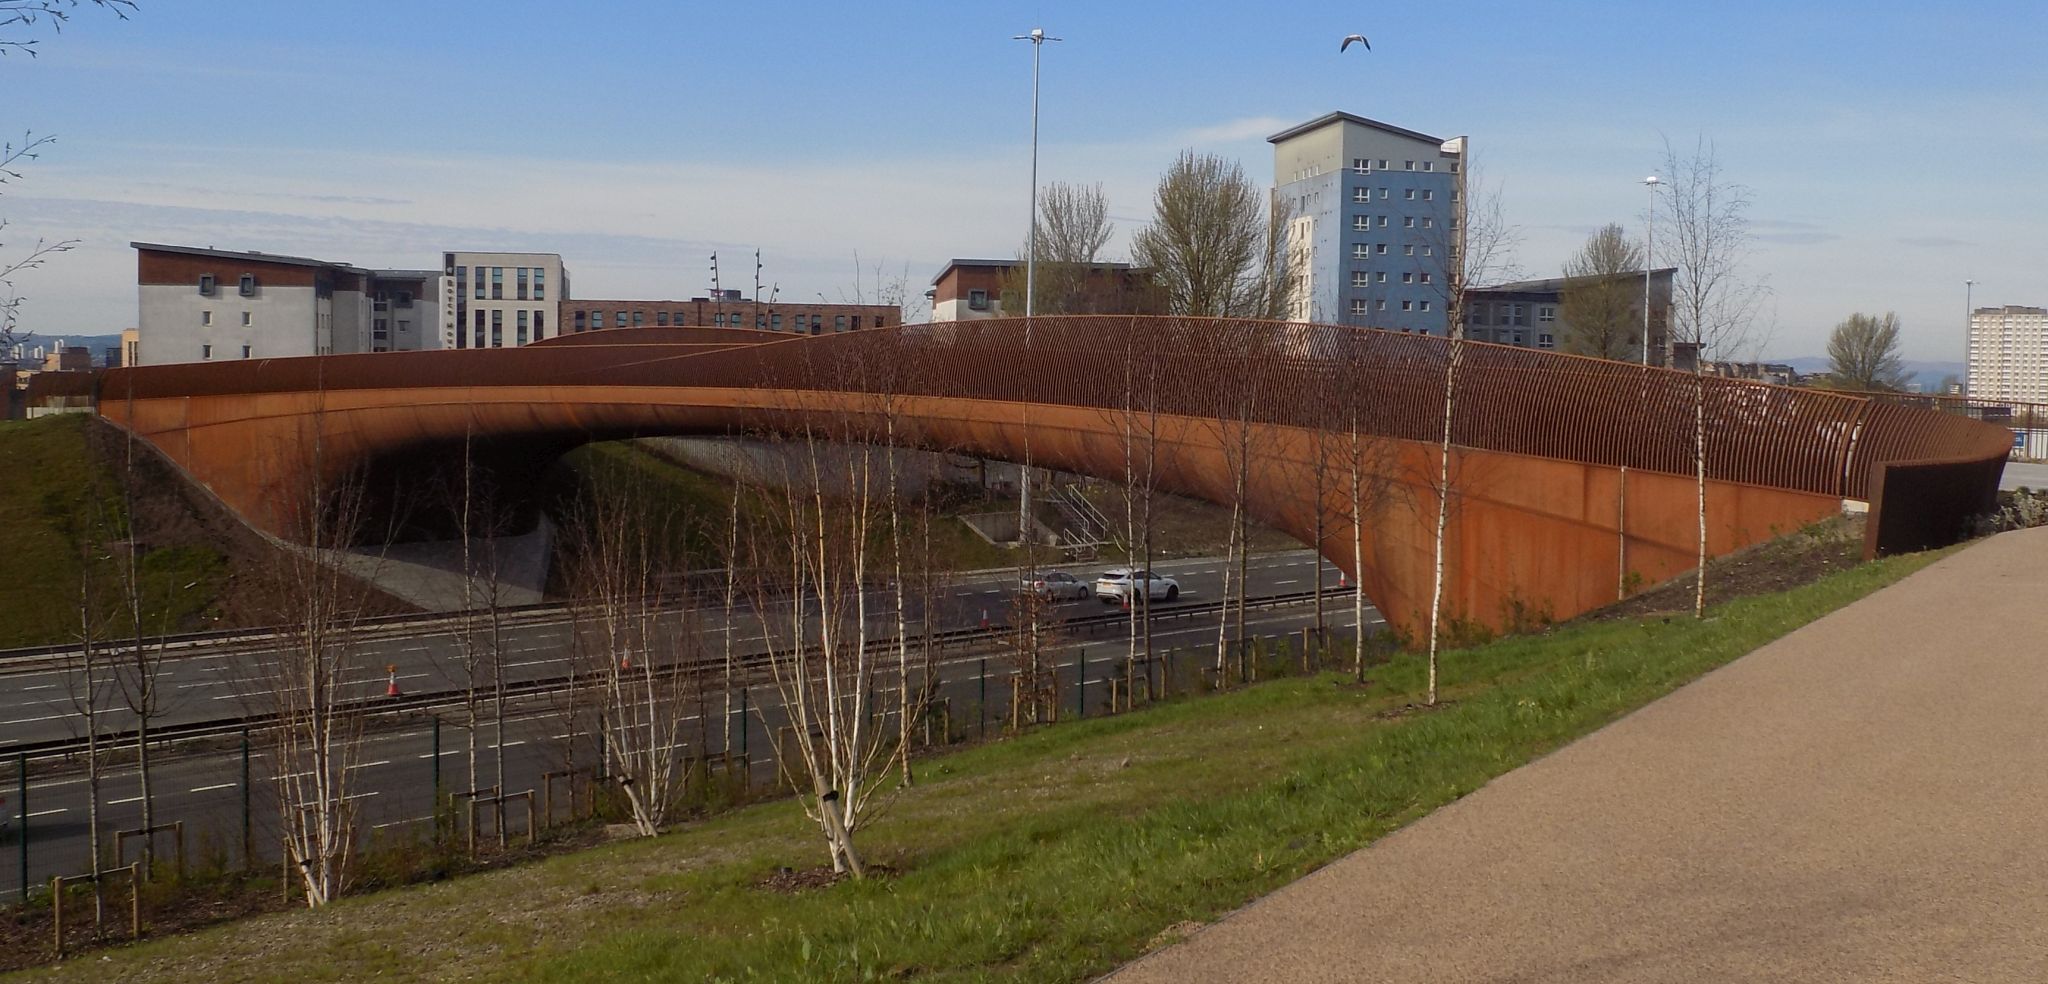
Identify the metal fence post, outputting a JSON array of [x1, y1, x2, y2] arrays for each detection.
[[240, 727, 252, 869], [738, 686, 749, 760], [16, 752, 26, 902], [432, 717, 442, 799], [978, 657, 987, 737], [1077, 649, 1086, 719]]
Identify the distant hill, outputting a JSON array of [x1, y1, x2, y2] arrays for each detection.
[[1782, 357, 1964, 393]]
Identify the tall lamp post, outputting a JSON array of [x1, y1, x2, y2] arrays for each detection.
[[1963, 279, 1976, 396], [1641, 175, 1661, 366], [1013, 26, 1059, 546]]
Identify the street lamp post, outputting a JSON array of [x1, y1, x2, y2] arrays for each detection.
[[1964, 279, 1976, 396], [1641, 175, 1661, 366], [1013, 26, 1060, 548]]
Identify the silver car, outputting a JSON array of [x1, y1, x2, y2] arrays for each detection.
[[1025, 570, 1091, 602]]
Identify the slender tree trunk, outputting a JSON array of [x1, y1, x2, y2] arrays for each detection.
[[1426, 337, 1462, 707], [1695, 370, 1708, 618]]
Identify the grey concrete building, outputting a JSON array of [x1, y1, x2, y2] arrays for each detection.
[[1465, 269, 1674, 360], [1968, 305, 2048, 404]]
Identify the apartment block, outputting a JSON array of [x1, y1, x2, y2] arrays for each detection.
[[563, 291, 896, 335], [133, 243, 440, 366], [1465, 270, 1674, 361], [1269, 112, 1459, 334], [1968, 305, 2048, 403], [442, 251, 567, 349]]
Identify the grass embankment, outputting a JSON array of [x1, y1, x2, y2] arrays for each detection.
[[0, 416, 228, 649], [549, 440, 1015, 575], [16, 545, 1942, 983]]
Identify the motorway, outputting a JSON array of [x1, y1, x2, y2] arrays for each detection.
[[0, 550, 1341, 750], [0, 550, 1380, 898]]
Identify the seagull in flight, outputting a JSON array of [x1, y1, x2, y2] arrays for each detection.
[[1340, 33, 1370, 52]]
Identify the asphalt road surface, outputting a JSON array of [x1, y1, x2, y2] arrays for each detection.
[[0, 550, 1380, 899], [0, 549, 1339, 750]]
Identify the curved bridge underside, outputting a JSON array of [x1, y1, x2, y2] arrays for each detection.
[[96, 318, 2009, 642]]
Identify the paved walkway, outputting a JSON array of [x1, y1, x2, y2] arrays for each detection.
[[1110, 526, 2048, 983]]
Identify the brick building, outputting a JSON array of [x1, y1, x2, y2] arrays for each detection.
[[927, 259, 1162, 321], [561, 291, 897, 335]]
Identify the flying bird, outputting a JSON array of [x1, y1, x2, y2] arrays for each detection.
[[1340, 33, 1370, 52]]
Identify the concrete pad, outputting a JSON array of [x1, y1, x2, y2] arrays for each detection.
[[1110, 527, 2048, 983]]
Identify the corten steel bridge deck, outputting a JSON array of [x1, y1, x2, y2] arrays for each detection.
[[93, 317, 2009, 642]]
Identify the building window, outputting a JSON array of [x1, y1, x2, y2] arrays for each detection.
[[758, 314, 768, 328], [1351, 271, 1370, 288], [491, 310, 503, 347], [201, 310, 213, 326], [769, 313, 781, 330], [238, 273, 256, 296], [473, 274, 485, 300], [1402, 272, 1414, 284], [656, 312, 669, 326], [1470, 303, 1490, 324], [1538, 305, 1556, 323], [397, 319, 410, 334], [1423, 190, 1435, 201], [1402, 300, 1414, 311], [1538, 333, 1555, 348], [1352, 187, 1369, 202], [968, 289, 990, 311], [1350, 299, 1369, 316], [241, 311, 253, 326], [1404, 189, 1416, 200], [849, 316, 861, 330], [535, 311, 545, 338], [1377, 272, 1388, 284], [615, 312, 628, 328], [1422, 217, 1435, 229], [1403, 216, 1416, 228], [515, 310, 528, 345], [1379, 216, 1389, 227], [810, 315, 822, 333], [1379, 159, 1388, 169], [473, 309, 486, 347], [534, 268, 546, 301], [198, 274, 215, 296], [373, 318, 389, 339], [1376, 244, 1389, 255], [1422, 162, 1434, 172], [714, 313, 725, 326], [1351, 244, 1370, 259], [1404, 160, 1414, 171], [1378, 188, 1389, 199], [1376, 299, 1387, 311], [628, 310, 641, 326], [491, 267, 504, 300], [1420, 300, 1432, 311], [516, 268, 529, 301], [1352, 215, 1369, 231], [241, 345, 252, 359], [1420, 273, 1433, 284], [1351, 158, 1370, 173], [1403, 245, 1415, 256], [1422, 245, 1433, 256]]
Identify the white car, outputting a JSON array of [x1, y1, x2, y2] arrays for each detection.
[[1094, 568, 1180, 604]]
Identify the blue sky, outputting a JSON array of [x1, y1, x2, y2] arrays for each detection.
[[5, 0, 2044, 360]]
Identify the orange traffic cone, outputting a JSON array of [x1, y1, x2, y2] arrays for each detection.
[[980, 608, 990, 631], [1338, 570, 1348, 589], [1121, 593, 1131, 612], [385, 664, 401, 698]]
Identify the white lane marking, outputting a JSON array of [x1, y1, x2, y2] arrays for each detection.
[[189, 783, 236, 793], [487, 740, 527, 750], [29, 808, 70, 817], [0, 712, 71, 726], [19, 684, 58, 692], [177, 680, 227, 691], [415, 749, 464, 760], [109, 796, 145, 805], [372, 816, 433, 831], [1274, 579, 1301, 585], [347, 760, 392, 770]]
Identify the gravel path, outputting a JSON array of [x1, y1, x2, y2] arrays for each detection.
[[1110, 527, 2048, 983]]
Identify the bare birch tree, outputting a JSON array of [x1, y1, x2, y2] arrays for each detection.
[[560, 459, 698, 837], [1423, 152, 1519, 704], [1659, 136, 1765, 618]]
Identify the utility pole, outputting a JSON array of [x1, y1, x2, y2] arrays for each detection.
[[1013, 25, 1060, 552], [753, 249, 764, 329], [710, 253, 722, 327], [1963, 279, 1976, 396]]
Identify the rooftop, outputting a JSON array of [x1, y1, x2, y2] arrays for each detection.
[[1476, 267, 1678, 295], [930, 257, 1138, 286], [131, 241, 366, 273], [1266, 111, 1447, 147]]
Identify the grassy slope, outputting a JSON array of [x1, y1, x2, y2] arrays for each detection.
[[554, 441, 1015, 575], [16, 547, 1941, 983], [0, 416, 228, 649]]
